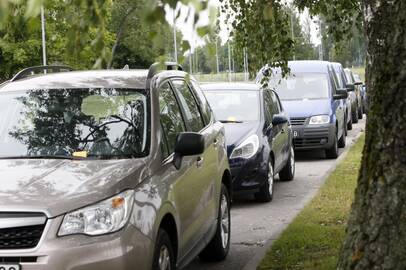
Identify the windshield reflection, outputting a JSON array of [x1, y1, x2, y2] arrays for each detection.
[[0, 88, 149, 159]]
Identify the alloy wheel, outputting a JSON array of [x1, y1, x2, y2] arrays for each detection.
[[158, 245, 171, 270], [268, 161, 274, 195], [220, 194, 230, 249]]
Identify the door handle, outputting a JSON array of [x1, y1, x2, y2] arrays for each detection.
[[197, 156, 204, 168]]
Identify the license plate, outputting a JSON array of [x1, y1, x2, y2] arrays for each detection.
[[0, 264, 20, 270], [293, 131, 299, 138]]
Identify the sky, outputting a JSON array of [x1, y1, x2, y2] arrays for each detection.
[[165, 0, 322, 51]]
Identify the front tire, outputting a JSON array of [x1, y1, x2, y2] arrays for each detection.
[[358, 102, 363, 119], [338, 122, 346, 148], [199, 184, 231, 262], [347, 116, 353, 130], [352, 106, 359, 124], [325, 133, 339, 159], [152, 229, 175, 270], [279, 146, 295, 181], [255, 159, 274, 202]]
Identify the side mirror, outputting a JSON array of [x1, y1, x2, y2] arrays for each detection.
[[346, 84, 355, 92], [173, 132, 205, 169], [272, 114, 289, 126], [334, 89, 349, 100]]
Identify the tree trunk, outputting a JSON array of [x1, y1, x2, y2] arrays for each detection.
[[338, 0, 406, 269]]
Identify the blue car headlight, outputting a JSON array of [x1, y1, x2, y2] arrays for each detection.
[[309, 115, 330, 125], [230, 134, 259, 159]]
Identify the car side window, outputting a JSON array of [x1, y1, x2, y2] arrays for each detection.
[[188, 80, 212, 125], [263, 90, 275, 124], [172, 79, 205, 132], [158, 82, 186, 158], [270, 91, 281, 114]]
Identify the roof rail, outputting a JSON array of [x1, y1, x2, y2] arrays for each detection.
[[10, 65, 74, 82], [147, 62, 183, 81]]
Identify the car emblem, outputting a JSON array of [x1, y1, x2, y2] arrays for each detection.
[[293, 131, 298, 138]]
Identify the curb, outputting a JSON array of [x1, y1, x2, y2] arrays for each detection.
[[241, 130, 365, 270]]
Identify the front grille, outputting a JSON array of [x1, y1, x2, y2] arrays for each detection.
[[0, 225, 45, 249], [294, 137, 328, 148], [290, 117, 307, 126], [303, 127, 330, 138], [0, 257, 38, 263]]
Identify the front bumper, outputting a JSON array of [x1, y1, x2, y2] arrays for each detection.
[[0, 216, 154, 270], [229, 152, 267, 195], [292, 123, 335, 150]]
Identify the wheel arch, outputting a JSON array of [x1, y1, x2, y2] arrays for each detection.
[[159, 213, 179, 263]]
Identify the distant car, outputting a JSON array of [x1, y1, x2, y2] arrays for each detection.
[[257, 61, 348, 159], [344, 68, 364, 120], [202, 83, 295, 203], [0, 63, 232, 270], [331, 62, 353, 131], [353, 73, 368, 114]]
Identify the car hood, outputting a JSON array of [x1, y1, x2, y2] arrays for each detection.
[[0, 159, 149, 217], [282, 99, 332, 118], [223, 121, 259, 156]]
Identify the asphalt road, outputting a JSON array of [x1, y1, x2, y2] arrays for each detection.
[[185, 118, 366, 270]]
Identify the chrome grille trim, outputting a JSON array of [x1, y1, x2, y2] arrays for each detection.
[[0, 213, 46, 229]]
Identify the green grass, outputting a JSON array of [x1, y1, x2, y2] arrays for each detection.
[[257, 135, 365, 270]]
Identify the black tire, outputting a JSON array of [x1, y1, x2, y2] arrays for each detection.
[[254, 159, 274, 202], [199, 184, 231, 262], [358, 102, 363, 119], [325, 133, 339, 159], [347, 115, 353, 130], [279, 146, 295, 181], [338, 122, 346, 148], [352, 107, 359, 124], [152, 229, 175, 270]]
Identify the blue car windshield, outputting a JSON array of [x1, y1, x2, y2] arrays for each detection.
[[0, 88, 148, 159], [204, 90, 260, 122], [270, 73, 330, 101]]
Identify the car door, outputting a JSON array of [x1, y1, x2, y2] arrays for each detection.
[[157, 81, 207, 260], [272, 91, 290, 163], [329, 69, 345, 138], [170, 79, 217, 254], [263, 90, 283, 170]]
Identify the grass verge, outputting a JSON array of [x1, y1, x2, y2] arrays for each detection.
[[258, 134, 365, 270]]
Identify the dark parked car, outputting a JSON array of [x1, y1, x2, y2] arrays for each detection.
[[353, 73, 368, 114], [344, 68, 364, 120], [257, 61, 348, 159], [0, 64, 232, 270], [202, 83, 295, 203], [331, 62, 354, 131]]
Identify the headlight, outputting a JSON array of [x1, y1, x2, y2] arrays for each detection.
[[309, 115, 330, 125], [59, 190, 135, 236], [230, 134, 259, 159]]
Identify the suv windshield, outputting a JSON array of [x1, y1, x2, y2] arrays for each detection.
[[0, 88, 148, 159], [204, 90, 260, 122], [270, 73, 330, 100]]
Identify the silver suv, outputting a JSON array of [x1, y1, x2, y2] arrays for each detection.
[[0, 64, 232, 270]]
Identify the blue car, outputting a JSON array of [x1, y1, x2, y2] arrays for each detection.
[[202, 83, 295, 202], [257, 61, 348, 159]]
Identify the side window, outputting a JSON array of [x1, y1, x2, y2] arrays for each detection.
[[271, 91, 281, 114], [172, 80, 205, 132], [329, 70, 339, 94], [159, 82, 186, 158], [188, 80, 212, 125], [263, 90, 275, 124]]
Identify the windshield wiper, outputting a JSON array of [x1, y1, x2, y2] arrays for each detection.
[[0, 155, 83, 160], [219, 120, 244, 124]]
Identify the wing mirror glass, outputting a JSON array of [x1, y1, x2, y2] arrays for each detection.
[[272, 114, 289, 126], [334, 89, 349, 100], [173, 132, 205, 169], [346, 84, 355, 92]]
